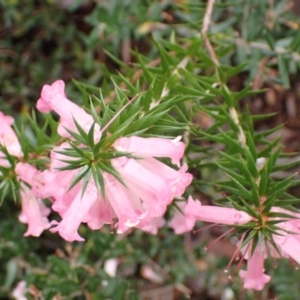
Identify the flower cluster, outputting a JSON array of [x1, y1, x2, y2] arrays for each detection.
[[183, 196, 300, 291], [14, 80, 193, 242], [3, 79, 300, 292]]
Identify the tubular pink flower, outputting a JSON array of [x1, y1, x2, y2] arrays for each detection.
[[124, 179, 167, 218], [114, 136, 185, 166], [104, 173, 141, 234], [111, 157, 173, 205], [274, 234, 300, 264], [0, 111, 23, 157], [36, 80, 101, 140], [185, 196, 252, 225], [83, 197, 112, 230], [239, 245, 270, 291], [50, 180, 99, 242], [273, 221, 300, 264], [169, 202, 196, 234], [19, 184, 51, 237], [15, 162, 39, 186], [32, 81, 193, 240], [138, 158, 192, 197]]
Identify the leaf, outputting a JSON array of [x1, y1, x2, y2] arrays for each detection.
[[81, 167, 93, 197], [63, 127, 88, 145], [67, 165, 89, 192], [278, 54, 290, 88], [92, 163, 105, 197], [87, 122, 96, 149], [98, 161, 126, 187], [258, 164, 269, 196]]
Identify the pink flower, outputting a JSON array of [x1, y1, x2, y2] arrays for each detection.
[[34, 81, 193, 241], [114, 136, 185, 166], [104, 172, 141, 233], [15, 163, 51, 237], [169, 201, 196, 234], [239, 245, 271, 291], [185, 196, 252, 225], [41, 141, 191, 240], [18, 183, 51, 237], [36, 80, 101, 141], [50, 179, 99, 242], [273, 218, 300, 264], [183, 197, 300, 290], [0, 111, 23, 157], [138, 158, 192, 198]]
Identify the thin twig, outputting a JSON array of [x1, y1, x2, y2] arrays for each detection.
[[201, 1, 247, 148], [201, 0, 219, 66]]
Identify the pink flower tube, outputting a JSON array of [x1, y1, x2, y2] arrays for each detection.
[[239, 245, 270, 291], [185, 196, 252, 225], [36, 80, 101, 141], [0, 111, 23, 157], [114, 136, 185, 166], [19, 183, 51, 237]]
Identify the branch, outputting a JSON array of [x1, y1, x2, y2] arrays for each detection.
[[201, 0, 219, 66]]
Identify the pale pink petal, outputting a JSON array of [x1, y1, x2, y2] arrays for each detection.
[[122, 178, 167, 218], [19, 184, 50, 237], [138, 158, 192, 197], [185, 196, 252, 225], [239, 246, 270, 291], [138, 216, 166, 235], [104, 173, 141, 234], [0, 152, 11, 169], [50, 180, 98, 242], [37, 80, 65, 112], [0, 111, 23, 157], [114, 136, 185, 166], [15, 162, 38, 186], [51, 177, 82, 217], [111, 157, 173, 205], [37, 80, 101, 140], [273, 221, 300, 263], [169, 202, 195, 234], [83, 195, 113, 230]]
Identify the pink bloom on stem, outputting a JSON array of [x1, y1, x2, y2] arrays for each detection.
[[36, 80, 101, 141], [19, 183, 51, 237], [114, 136, 185, 166], [104, 173, 141, 234], [111, 157, 173, 206], [0, 111, 23, 157], [239, 245, 271, 291], [83, 196, 112, 230], [185, 196, 252, 225], [15, 162, 57, 201], [273, 220, 300, 264], [138, 158, 192, 198], [169, 201, 196, 234], [50, 180, 99, 242]]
